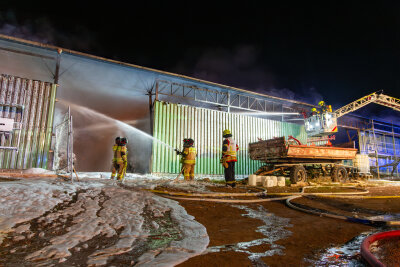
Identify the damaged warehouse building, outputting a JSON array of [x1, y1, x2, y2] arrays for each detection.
[[0, 34, 399, 178]]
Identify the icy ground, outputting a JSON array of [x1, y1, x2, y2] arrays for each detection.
[[0, 176, 209, 266]]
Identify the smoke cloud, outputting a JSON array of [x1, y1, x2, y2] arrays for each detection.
[[173, 45, 325, 106], [0, 10, 100, 54]]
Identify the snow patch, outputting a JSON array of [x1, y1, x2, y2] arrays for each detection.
[[22, 168, 55, 175], [0, 177, 209, 266]]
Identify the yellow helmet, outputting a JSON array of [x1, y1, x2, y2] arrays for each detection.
[[318, 101, 325, 106], [311, 108, 317, 112], [223, 129, 231, 136]]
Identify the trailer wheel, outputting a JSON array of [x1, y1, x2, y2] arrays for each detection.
[[290, 165, 307, 184], [331, 166, 348, 183]]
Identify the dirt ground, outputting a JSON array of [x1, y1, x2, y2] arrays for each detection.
[[2, 176, 400, 266], [171, 184, 400, 267]]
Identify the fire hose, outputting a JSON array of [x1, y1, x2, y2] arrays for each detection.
[[284, 186, 400, 227], [150, 186, 400, 226]]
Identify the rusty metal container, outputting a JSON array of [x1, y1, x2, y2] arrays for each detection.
[[249, 137, 357, 163]]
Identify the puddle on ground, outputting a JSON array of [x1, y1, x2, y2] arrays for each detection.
[[207, 205, 293, 264], [206, 205, 399, 266]]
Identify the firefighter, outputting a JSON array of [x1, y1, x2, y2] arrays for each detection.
[[118, 137, 128, 181], [221, 129, 239, 188], [318, 100, 332, 113], [111, 136, 128, 181], [310, 107, 319, 116], [318, 101, 326, 112], [111, 137, 121, 180], [176, 138, 197, 181]]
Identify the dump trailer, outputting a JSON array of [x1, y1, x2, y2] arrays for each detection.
[[249, 137, 358, 183]]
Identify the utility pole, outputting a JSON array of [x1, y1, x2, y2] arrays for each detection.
[[47, 48, 62, 170], [54, 49, 62, 84], [147, 87, 155, 174]]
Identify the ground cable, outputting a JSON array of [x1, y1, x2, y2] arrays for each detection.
[[285, 187, 400, 226]]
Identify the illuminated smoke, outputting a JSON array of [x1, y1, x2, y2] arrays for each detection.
[[56, 100, 167, 173]]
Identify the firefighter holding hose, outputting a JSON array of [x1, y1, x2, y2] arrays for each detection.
[[110, 136, 128, 181], [175, 138, 197, 181], [221, 129, 239, 188]]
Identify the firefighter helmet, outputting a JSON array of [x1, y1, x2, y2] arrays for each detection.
[[183, 138, 194, 147], [120, 137, 128, 145], [311, 108, 317, 112], [115, 136, 121, 145], [318, 101, 325, 106], [223, 129, 232, 137]]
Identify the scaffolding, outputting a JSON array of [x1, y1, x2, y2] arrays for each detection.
[[359, 120, 400, 178]]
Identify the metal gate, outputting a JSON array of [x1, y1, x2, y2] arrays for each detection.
[[0, 74, 57, 169]]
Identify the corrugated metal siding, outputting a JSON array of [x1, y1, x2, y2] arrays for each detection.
[[0, 74, 57, 169], [152, 101, 307, 175]]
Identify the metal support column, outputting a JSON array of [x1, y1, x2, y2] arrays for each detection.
[[54, 49, 62, 84], [46, 48, 62, 170], [372, 120, 380, 179], [392, 123, 399, 177], [147, 89, 155, 173], [66, 106, 74, 180], [155, 81, 159, 101], [227, 92, 230, 113]]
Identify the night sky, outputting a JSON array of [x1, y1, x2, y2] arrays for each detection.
[[1, 1, 399, 120]]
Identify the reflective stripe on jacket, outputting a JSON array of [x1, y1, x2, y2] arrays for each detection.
[[183, 146, 196, 164], [114, 145, 127, 163], [222, 137, 239, 162]]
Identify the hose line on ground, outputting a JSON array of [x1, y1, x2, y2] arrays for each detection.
[[166, 195, 290, 203], [285, 190, 400, 226], [151, 185, 400, 225], [147, 189, 267, 198]]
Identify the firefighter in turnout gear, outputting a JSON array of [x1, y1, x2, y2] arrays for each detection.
[[176, 138, 197, 181], [318, 101, 332, 113], [221, 129, 239, 188], [111, 137, 121, 180], [310, 107, 319, 116], [111, 137, 128, 181]]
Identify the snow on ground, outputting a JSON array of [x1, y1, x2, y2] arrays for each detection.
[[0, 176, 209, 266], [75, 171, 218, 193], [0, 179, 102, 244]]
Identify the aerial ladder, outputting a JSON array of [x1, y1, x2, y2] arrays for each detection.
[[305, 91, 400, 137]]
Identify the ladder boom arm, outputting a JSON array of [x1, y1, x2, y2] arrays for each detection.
[[334, 92, 400, 118], [375, 94, 400, 112]]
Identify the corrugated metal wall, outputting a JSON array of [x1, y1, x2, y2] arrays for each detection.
[[0, 74, 57, 169], [152, 101, 307, 176]]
